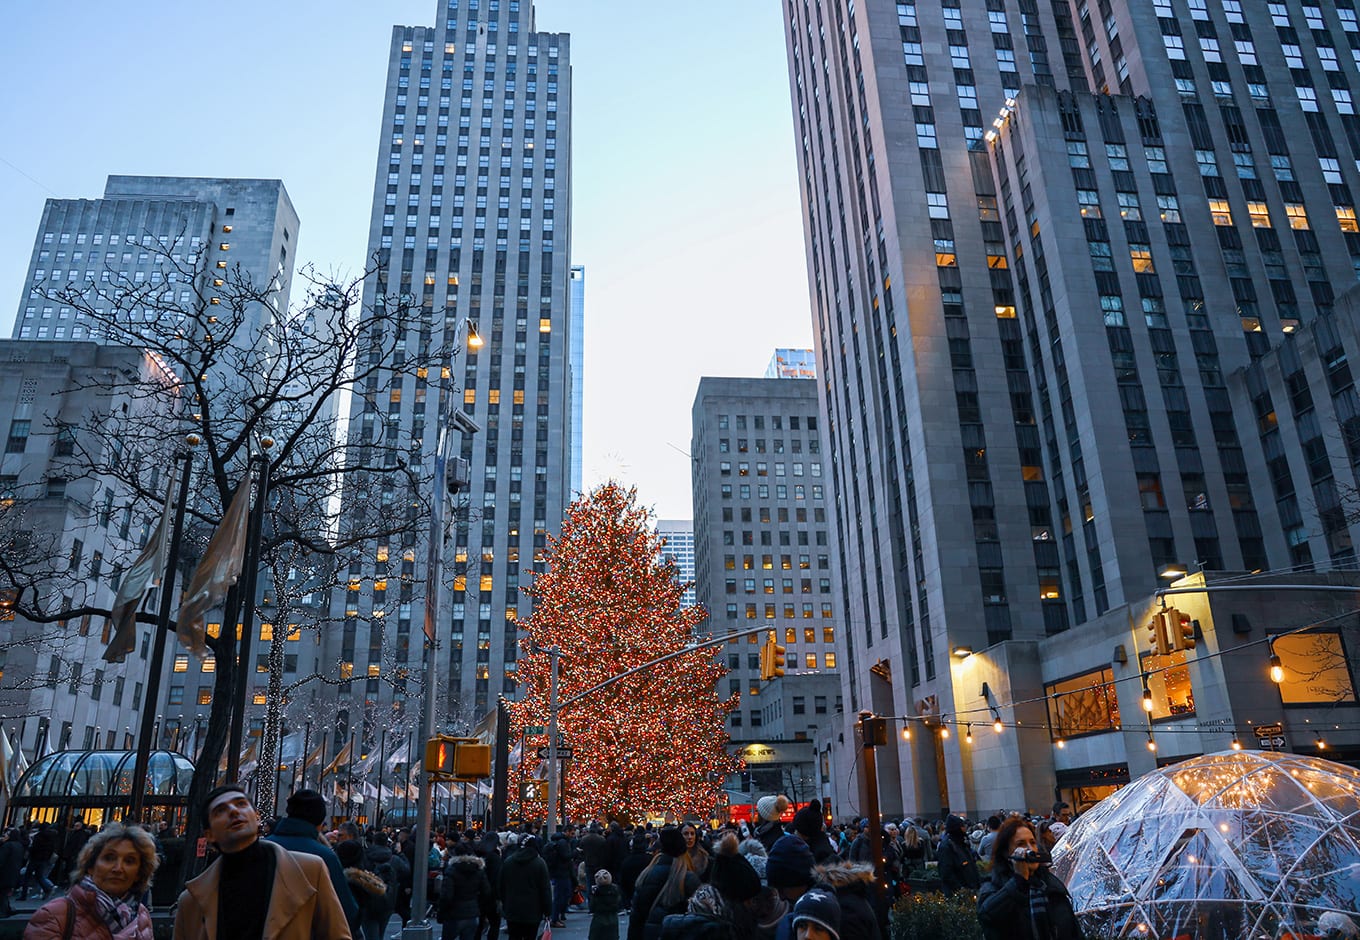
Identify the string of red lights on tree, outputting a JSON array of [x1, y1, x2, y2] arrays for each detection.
[[508, 482, 741, 822]]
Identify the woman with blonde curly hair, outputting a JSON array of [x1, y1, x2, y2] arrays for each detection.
[[24, 823, 157, 940]]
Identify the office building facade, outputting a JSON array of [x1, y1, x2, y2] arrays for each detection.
[[765, 348, 818, 380], [319, 0, 573, 755], [569, 263, 585, 495], [656, 519, 697, 608], [13, 176, 298, 343], [782, 0, 1360, 813]]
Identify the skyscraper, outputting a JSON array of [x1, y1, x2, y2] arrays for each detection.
[[12, 176, 298, 343], [782, 1, 1360, 812], [656, 519, 697, 608], [319, 0, 573, 753], [764, 348, 817, 380], [569, 263, 585, 496]]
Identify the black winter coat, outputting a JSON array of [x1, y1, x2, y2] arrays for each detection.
[[936, 836, 981, 893], [659, 911, 739, 940], [619, 846, 650, 903], [589, 882, 623, 940], [0, 840, 23, 891], [439, 855, 492, 923], [629, 861, 699, 940], [545, 833, 576, 879], [976, 866, 1082, 940], [499, 845, 553, 925], [813, 862, 886, 940]]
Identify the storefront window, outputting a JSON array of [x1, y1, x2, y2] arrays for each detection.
[[1273, 632, 1357, 705], [1046, 667, 1122, 739], [1142, 650, 1195, 720]]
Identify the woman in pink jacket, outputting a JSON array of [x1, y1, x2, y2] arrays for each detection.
[[24, 823, 157, 940]]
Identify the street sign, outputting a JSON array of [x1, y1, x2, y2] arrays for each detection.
[[1253, 723, 1284, 738], [525, 725, 546, 735], [536, 746, 574, 760]]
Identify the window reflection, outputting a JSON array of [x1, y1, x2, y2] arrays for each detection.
[[1273, 632, 1357, 704], [1143, 650, 1195, 720], [1046, 667, 1122, 739]]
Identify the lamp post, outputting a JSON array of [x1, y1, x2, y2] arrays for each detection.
[[129, 447, 195, 822], [407, 359, 479, 939]]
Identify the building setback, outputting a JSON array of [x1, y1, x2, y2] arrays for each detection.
[[782, 0, 1360, 814], [317, 0, 574, 754], [656, 519, 697, 608]]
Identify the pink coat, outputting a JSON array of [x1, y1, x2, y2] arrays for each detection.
[[23, 883, 154, 940]]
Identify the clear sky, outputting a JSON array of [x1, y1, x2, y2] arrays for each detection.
[[0, 1, 813, 521]]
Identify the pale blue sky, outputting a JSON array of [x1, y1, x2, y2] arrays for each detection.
[[0, 1, 813, 520]]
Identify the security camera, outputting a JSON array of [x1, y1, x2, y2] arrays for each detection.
[[449, 407, 481, 435]]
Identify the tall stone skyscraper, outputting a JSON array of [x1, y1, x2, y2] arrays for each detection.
[[321, 0, 573, 753], [783, 1, 1360, 812]]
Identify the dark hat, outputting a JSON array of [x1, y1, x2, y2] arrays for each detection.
[[200, 783, 250, 826], [285, 789, 327, 827], [1052, 801, 1070, 814], [945, 815, 967, 835], [792, 888, 842, 940], [659, 826, 687, 858], [765, 833, 816, 889], [792, 799, 823, 838], [708, 844, 762, 903], [335, 840, 364, 868]]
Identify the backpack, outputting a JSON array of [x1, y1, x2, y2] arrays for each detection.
[[373, 859, 401, 911]]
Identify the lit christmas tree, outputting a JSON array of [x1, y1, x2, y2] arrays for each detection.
[[508, 482, 739, 822]]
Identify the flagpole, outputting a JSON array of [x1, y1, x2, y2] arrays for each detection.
[[296, 720, 310, 793], [377, 728, 388, 828], [129, 449, 194, 821], [227, 448, 272, 781]]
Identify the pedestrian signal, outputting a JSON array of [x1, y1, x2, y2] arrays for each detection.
[[519, 779, 547, 802], [423, 736, 492, 780]]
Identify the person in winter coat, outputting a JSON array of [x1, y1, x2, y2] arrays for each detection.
[[476, 832, 504, 940], [544, 829, 577, 927], [680, 825, 710, 878], [659, 884, 738, 940], [266, 789, 361, 935], [976, 818, 1081, 940], [0, 829, 25, 917], [338, 840, 393, 940], [359, 832, 402, 940], [579, 825, 610, 887], [24, 823, 157, 940], [752, 796, 791, 853], [738, 839, 768, 884], [589, 869, 623, 940], [499, 835, 553, 940], [618, 831, 651, 908], [604, 823, 630, 882], [704, 833, 763, 939], [936, 816, 981, 895], [629, 828, 700, 940], [23, 824, 58, 900], [790, 801, 839, 865], [812, 860, 886, 940], [439, 846, 493, 940]]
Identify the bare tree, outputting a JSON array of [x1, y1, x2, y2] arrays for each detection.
[[0, 234, 464, 869]]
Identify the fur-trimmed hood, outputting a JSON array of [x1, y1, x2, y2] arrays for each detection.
[[447, 853, 487, 871], [346, 866, 390, 897], [813, 860, 876, 888]]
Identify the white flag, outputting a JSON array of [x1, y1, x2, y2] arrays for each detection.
[[104, 465, 179, 663]]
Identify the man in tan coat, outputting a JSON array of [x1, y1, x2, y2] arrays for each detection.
[[174, 783, 351, 940]]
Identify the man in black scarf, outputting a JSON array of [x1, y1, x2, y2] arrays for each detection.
[[174, 783, 351, 940]]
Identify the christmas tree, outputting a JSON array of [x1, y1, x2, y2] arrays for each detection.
[[508, 482, 739, 822]]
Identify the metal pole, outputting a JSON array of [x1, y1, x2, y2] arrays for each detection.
[[409, 369, 471, 939], [129, 451, 193, 821], [228, 453, 271, 781], [546, 646, 560, 837], [296, 720, 310, 793], [491, 697, 509, 829], [377, 728, 388, 829]]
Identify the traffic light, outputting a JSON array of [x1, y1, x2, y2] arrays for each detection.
[[759, 633, 786, 681], [1167, 607, 1196, 652], [1146, 610, 1172, 656]]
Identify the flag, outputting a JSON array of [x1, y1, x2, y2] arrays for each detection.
[[103, 465, 179, 663], [239, 740, 259, 779], [10, 734, 28, 789], [176, 468, 253, 659], [304, 741, 325, 771], [470, 706, 498, 745], [386, 738, 410, 768], [0, 732, 11, 799], [322, 738, 353, 778]]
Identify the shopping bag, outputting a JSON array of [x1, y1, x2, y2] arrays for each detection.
[[537, 918, 552, 940]]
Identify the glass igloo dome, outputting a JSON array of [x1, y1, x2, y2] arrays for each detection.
[[1050, 750, 1360, 939]]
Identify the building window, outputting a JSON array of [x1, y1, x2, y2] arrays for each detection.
[[1271, 632, 1357, 704], [1140, 651, 1196, 720], [1045, 667, 1122, 739], [5, 420, 31, 454]]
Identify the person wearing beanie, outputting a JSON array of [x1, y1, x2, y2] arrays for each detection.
[[791, 887, 842, 940], [790, 800, 840, 864], [499, 830, 553, 940], [754, 795, 792, 853], [175, 785, 350, 940], [738, 838, 769, 882], [589, 869, 623, 940], [629, 828, 700, 940], [936, 815, 981, 895], [764, 833, 816, 901], [266, 789, 361, 935]]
